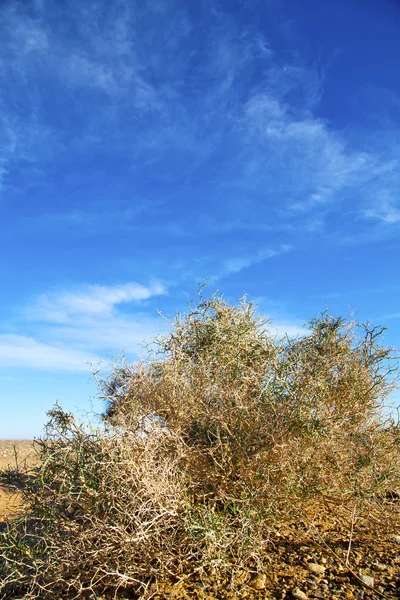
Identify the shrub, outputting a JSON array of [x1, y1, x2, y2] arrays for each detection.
[[1, 289, 399, 598]]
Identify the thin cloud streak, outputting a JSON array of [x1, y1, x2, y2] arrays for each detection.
[[363, 192, 400, 224], [0, 334, 96, 372], [214, 245, 292, 281], [29, 282, 166, 323], [272, 323, 308, 339], [242, 92, 398, 219], [5, 281, 169, 371], [45, 313, 168, 355]]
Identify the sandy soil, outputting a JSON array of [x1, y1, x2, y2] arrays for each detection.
[[0, 440, 35, 523]]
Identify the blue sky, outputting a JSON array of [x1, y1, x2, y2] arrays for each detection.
[[1, 0, 400, 438]]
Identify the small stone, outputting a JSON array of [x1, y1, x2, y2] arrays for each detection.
[[359, 575, 374, 588], [234, 569, 248, 585], [389, 534, 400, 545], [293, 589, 308, 600], [307, 563, 325, 576], [371, 562, 386, 572], [376, 586, 385, 593], [249, 573, 266, 590]]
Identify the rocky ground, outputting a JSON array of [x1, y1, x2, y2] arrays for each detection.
[[147, 504, 400, 600], [0, 441, 399, 599]]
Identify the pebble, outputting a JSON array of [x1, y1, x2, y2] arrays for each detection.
[[371, 562, 386, 572], [389, 534, 400, 545], [293, 589, 308, 600], [307, 563, 325, 576], [359, 575, 374, 588], [234, 569, 248, 585], [320, 583, 329, 591], [249, 573, 266, 590]]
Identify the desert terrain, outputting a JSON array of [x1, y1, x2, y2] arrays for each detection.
[[0, 440, 35, 525]]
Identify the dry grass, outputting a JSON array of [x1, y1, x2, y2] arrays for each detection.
[[1, 289, 399, 599]]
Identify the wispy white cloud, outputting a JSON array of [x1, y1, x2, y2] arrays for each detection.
[[175, 245, 293, 286], [242, 90, 396, 217], [29, 282, 165, 323], [215, 244, 292, 280], [20, 206, 192, 238], [0, 334, 95, 371], [45, 312, 168, 355], [362, 192, 400, 224], [2, 281, 168, 371], [252, 295, 308, 339], [272, 322, 308, 339], [375, 310, 400, 321]]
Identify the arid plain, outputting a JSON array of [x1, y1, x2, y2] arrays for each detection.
[[0, 440, 35, 524]]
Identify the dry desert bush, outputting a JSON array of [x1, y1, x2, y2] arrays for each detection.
[[1, 289, 399, 598]]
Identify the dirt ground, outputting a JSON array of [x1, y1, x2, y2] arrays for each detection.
[[0, 439, 35, 523]]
